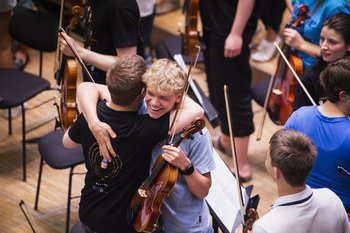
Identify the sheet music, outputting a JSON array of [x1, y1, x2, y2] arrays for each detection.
[[205, 150, 249, 233]]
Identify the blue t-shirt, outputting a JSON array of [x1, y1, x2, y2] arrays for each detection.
[[285, 106, 350, 206], [291, 0, 350, 69]]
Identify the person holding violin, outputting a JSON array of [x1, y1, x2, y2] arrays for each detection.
[[77, 59, 215, 233], [58, 0, 144, 84], [285, 58, 350, 216], [293, 12, 350, 111], [284, 0, 350, 71], [143, 59, 215, 233], [236, 129, 350, 233], [199, 0, 261, 182], [62, 56, 203, 232]]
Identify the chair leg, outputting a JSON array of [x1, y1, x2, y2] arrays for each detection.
[[21, 103, 26, 182], [7, 108, 12, 135], [39, 51, 43, 78], [66, 166, 74, 233], [34, 158, 44, 210]]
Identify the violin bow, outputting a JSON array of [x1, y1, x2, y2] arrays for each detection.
[[223, 85, 246, 225], [256, 42, 317, 141], [167, 45, 201, 143], [59, 27, 95, 83]]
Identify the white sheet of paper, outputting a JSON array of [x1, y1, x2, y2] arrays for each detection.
[[205, 149, 249, 233]]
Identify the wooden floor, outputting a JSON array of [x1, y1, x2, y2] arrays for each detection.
[[0, 7, 285, 233]]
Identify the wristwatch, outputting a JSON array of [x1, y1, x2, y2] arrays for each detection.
[[179, 163, 194, 176]]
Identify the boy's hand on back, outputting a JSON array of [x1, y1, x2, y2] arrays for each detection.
[[89, 121, 117, 162]]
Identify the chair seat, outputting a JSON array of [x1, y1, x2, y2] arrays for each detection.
[[252, 78, 270, 107], [0, 69, 51, 109], [39, 130, 84, 169]]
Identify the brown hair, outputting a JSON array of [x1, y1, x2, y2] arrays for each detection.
[[106, 55, 146, 106], [320, 57, 350, 103], [269, 129, 317, 187]]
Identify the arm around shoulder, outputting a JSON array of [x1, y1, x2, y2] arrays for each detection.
[[170, 96, 204, 133]]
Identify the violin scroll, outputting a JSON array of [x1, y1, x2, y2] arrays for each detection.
[[243, 208, 259, 232], [180, 117, 205, 140]]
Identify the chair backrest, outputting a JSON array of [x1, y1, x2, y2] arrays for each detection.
[[9, 7, 58, 52]]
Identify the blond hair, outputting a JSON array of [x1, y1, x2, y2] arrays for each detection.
[[142, 59, 187, 95]]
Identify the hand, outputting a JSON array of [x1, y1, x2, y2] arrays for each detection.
[[224, 32, 243, 58], [58, 34, 79, 57], [161, 145, 191, 170], [89, 121, 117, 162], [235, 224, 251, 233], [283, 28, 304, 51]]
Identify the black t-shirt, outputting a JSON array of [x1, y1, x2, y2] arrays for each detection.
[[293, 59, 327, 112], [84, 0, 144, 84], [199, 0, 261, 36], [68, 101, 169, 233]]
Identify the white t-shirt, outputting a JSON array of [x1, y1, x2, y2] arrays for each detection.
[[253, 186, 350, 233]]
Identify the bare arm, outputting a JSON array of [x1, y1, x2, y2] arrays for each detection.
[[77, 82, 117, 159], [283, 28, 321, 59], [169, 96, 204, 134], [224, 0, 255, 58], [285, 0, 293, 12], [161, 145, 212, 198], [58, 35, 136, 72]]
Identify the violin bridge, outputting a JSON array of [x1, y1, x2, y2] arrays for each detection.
[[138, 189, 148, 198], [272, 89, 283, 95]]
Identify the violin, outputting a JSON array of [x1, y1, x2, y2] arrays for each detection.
[[55, 5, 83, 131], [128, 117, 205, 232], [266, 5, 309, 126], [181, 0, 200, 57]]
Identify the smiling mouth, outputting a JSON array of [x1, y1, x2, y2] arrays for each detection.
[[150, 106, 162, 112]]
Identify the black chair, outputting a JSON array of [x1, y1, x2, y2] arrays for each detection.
[[0, 7, 58, 181], [34, 129, 85, 233], [0, 69, 51, 181], [251, 78, 270, 108]]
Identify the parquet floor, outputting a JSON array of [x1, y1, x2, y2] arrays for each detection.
[[0, 6, 285, 233]]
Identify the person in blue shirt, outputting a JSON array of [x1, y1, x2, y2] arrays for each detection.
[[285, 57, 350, 214], [284, 0, 350, 70]]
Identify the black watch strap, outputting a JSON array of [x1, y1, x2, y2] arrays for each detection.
[[179, 163, 194, 176]]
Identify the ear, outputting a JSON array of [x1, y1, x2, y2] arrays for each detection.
[[339, 90, 347, 100], [273, 166, 281, 180], [175, 93, 182, 103], [140, 87, 146, 98]]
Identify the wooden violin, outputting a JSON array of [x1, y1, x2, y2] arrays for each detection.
[[55, 4, 83, 131], [128, 117, 205, 233], [266, 5, 309, 126], [181, 0, 200, 57]]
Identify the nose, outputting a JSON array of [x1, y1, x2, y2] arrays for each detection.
[[150, 97, 160, 106], [320, 40, 328, 51]]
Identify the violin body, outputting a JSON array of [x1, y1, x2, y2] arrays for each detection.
[[130, 156, 178, 232], [55, 5, 83, 130], [267, 53, 303, 125], [266, 5, 309, 125], [181, 0, 199, 57], [59, 57, 78, 130]]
